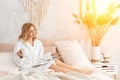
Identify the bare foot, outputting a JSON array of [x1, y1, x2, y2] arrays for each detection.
[[78, 70, 93, 75], [0, 71, 8, 77]]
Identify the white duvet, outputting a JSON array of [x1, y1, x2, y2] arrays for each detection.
[[0, 52, 114, 80], [0, 69, 113, 80]]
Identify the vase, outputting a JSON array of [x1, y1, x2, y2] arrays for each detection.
[[91, 46, 101, 63]]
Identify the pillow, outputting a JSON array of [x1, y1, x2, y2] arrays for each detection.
[[0, 52, 19, 73], [55, 40, 94, 70]]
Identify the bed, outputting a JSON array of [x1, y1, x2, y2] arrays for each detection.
[[0, 39, 114, 80]]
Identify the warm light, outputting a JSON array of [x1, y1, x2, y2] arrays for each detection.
[[96, 0, 113, 15], [76, 0, 120, 46]]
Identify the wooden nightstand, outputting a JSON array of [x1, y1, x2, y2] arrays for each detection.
[[93, 63, 118, 80]]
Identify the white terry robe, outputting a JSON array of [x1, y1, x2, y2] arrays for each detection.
[[13, 39, 53, 71]]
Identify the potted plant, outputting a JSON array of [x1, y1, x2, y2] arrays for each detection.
[[73, 2, 120, 63]]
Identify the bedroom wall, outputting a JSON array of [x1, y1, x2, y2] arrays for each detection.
[[0, 0, 29, 43], [0, 0, 120, 78]]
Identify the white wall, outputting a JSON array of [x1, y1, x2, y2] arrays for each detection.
[[38, 0, 88, 40], [0, 0, 120, 78], [0, 0, 29, 43]]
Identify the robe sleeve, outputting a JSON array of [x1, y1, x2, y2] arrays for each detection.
[[13, 40, 24, 67]]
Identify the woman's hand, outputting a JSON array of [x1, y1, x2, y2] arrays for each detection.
[[51, 53, 61, 59], [17, 50, 23, 58]]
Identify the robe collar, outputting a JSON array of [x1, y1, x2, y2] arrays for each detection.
[[24, 40, 38, 56]]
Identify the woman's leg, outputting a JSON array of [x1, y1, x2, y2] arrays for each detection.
[[49, 63, 79, 73], [55, 59, 79, 71], [50, 59, 93, 74]]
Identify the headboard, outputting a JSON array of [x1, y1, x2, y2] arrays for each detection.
[[0, 38, 74, 53], [0, 43, 14, 52], [0, 39, 57, 53]]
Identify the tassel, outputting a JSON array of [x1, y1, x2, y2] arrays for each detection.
[[21, 0, 50, 27]]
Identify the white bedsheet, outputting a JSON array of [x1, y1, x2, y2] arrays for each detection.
[[0, 52, 114, 80], [0, 69, 114, 80], [0, 52, 19, 73]]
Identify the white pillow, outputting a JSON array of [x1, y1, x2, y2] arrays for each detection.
[[55, 40, 94, 70], [0, 52, 19, 73]]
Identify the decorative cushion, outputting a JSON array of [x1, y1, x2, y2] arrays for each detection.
[[55, 40, 94, 70], [0, 52, 19, 72]]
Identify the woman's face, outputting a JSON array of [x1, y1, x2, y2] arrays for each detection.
[[28, 26, 36, 39]]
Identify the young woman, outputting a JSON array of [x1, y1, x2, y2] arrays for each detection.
[[13, 22, 92, 74]]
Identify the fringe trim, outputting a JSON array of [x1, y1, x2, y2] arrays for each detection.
[[21, 0, 50, 27]]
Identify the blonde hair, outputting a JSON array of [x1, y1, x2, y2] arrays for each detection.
[[19, 23, 37, 42]]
